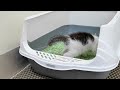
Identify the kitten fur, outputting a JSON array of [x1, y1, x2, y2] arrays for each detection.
[[48, 32, 98, 58]]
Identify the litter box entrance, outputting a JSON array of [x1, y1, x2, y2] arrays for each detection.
[[28, 25, 100, 60]]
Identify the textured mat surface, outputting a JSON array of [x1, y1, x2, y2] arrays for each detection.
[[12, 65, 51, 79], [107, 64, 120, 79], [13, 64, 120, 79]]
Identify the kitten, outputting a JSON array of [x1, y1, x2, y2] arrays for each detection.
[[48, 32, 98, 58]]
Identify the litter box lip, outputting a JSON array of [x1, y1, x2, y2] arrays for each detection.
[[19, 43, 94, 65], [20, 40, 95, 65], [19, 47, 118, 72], [21, 46, 95, 65]]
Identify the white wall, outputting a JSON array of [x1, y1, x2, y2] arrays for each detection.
[[0, 11, 45, 55]]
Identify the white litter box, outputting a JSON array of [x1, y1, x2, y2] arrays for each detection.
[[19, 11, 120, 79]]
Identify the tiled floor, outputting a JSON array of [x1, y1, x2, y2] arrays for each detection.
[[13, 64, 120, 79]]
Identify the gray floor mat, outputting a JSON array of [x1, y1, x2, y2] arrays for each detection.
[[107, 64, 120, 79], [12, 65, 51, 79], [12, 64, 120, 79]]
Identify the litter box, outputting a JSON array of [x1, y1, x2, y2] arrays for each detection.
[[19, 11, 120, 79]]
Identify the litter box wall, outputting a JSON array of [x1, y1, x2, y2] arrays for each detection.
[[94, 11, 120, 70], [99, 12, 120, 60], [26, 11, 70, 42], [26, 11, 117, 42], [69, 11, 116, 27]]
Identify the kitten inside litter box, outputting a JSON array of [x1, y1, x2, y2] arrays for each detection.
[[42, 41, 96, 60]]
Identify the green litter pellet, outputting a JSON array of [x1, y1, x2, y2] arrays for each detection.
[[43, 42, 65, 55], [42, 42, 96, 60], [75, 50, 96, 60]]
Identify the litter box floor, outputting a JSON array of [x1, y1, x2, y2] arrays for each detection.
[[12, 64, 120, 79]]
